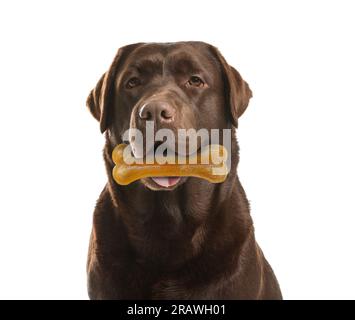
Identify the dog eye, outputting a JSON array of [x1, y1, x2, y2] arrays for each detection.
[[126, 77, 141, 89], [187, 76, 204, 88]]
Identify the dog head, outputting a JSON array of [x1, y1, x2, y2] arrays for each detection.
[[87, 42, 252, 191]]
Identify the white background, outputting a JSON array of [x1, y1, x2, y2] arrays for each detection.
[[0, 0, 354, 299]]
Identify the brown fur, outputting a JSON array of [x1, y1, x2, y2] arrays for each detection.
[[86, 41, 282, 299]]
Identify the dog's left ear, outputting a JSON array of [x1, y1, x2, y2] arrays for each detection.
[[86, 43, 142, 133], [209, 46, 253, 127]]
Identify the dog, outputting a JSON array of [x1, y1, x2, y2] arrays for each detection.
[[86, 41, 282, 299]]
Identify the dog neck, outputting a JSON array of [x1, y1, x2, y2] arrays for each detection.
[[101, 134, 251, 268]]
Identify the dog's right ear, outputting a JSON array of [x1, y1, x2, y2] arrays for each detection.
[[208, 45, 253, 128], [86, 43, 142, 133]]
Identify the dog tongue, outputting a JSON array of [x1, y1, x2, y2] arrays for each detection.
[[151, 177, 180, 188]]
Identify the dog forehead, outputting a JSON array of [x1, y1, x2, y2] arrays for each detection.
[[124, 42, 219, 79], [125, 42, 214, 68]]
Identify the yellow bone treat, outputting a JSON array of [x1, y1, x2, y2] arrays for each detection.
[[112, 144, 229, 185]]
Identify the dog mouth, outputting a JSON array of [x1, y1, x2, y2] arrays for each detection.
[[142, 176, 186, 191], [151, 177, 181, 188], [130, 141, 201, 191]]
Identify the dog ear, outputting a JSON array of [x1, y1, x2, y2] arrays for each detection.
[[86, 43, 142, 133], [209, 46, 253, 127]]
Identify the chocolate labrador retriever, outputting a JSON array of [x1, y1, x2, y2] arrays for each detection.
[[86, 41, 282, 299]]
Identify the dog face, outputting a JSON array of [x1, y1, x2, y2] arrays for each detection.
[[87, 42, 252, 191]]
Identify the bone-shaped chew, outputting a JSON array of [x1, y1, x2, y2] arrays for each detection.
[[112, 144, 229, 185]]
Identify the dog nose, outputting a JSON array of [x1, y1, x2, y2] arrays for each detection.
[[139, 101, 175, 123]]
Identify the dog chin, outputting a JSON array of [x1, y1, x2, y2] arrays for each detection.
[[141, 177, 186, 191]]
